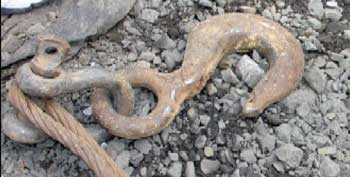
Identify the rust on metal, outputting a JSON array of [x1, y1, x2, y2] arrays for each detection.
[[15, 35, 134, 115], [92, 13, 304, 139]]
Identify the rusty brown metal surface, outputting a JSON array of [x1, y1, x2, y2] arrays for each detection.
[[15, 35, 134, 115], [5, 13, 305, 176], [92, 13, 304, 139]]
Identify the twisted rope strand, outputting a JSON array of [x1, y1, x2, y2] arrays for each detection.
[[7, 82, 129, 177]]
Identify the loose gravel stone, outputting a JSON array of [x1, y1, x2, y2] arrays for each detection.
[[195, 135, 207, 149], [185, 161, 196, 177], [206, 83, 218, 95], [85, 124, 110, 143], [129, 150, 144, 167], [139, 9, 159, 23], [344, 30, 350, 40], [308, 0, 324, 19], [167, 162, 183, 177], [235, 55, 264, 88], [116, 150, 130, 169], [307, 17, 323, 30], [215, 0, 226, 7], [320, 157, 340, 177], [318, 146, 337, 155], [240, 149, 257, 163], [282, 88, 317, 113], [221, 68, 239, 84], [156, 34, 176, 49], [200, 159, 221, 174], [134, 139, 152, 154], [257, 134, 276, 152], [162, 49, 181, 69], [169, 152, 179, 161], [325, 8, 343, 21], [275, 124, 292, 143], [199, 115, 211, 127], [187, 108, 198, 119], [198, 0, 213, 8], [274, 144, 304, 169], [304, 67, 327, 93], [326, 1, 338, 8], [204, 146, 214, 157]]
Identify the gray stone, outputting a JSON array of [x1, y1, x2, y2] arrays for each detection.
[[82, 106, 92, 116], [308, 133, 331, 147], [106, 139, 127, 155], [195, 135, 207, 149], [198, 0, 213, 8], [215, 0, 227, 7], [200, 159, 221, 174], [221, 69, 239, 84], [185, 161, 196, 177], [307, 17, 323, 30], [150, 0, 162, 7], [344, 30, 350, 40], [304, 67, 327, 93], [48, 0, 135, 42], [262, 9, 273, 20], [116, 150, 130, 169], [325, 8, 342, 21], [167, 162, 183, 177], [139, 8, 159, 23], [257, 134, 276, 152], [206, 83, 218, 96], [303, 37, 321, 51], [187, 108, 198, 119], [140, 167, 147, 176], [273, 161, 285, 173], [326, 1, 338, 8], [274, 144, 304, 169], [139, 51, 156, 62], [296, 102, 312, 118], [162, 49, 182, 70], [204, 146, 214, 157], [308, 0, 324, 18], [1, 0, 136, 67], [1, 109, 48, 144], [199, 115, 211, 127], [129, 150, 144, 166], [134, 139, 152, 154], [156, 34, 176, 49], [178, 0, 194, 7], [282, 88, 317, 113], [275, 124, 292, 143], [169, 152, 179, 161], [291, 126, 305, 145], [85, 124, 110, 143], [180, 151, 189, 161], [318, 146, 337, 155], [235, 55, 265, 88], [320, 157, 340, 177], [240, 149, 257, 163]]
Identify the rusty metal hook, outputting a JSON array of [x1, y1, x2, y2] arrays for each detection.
[[15, 35, 134, 115], [92, 13, 304, 139]]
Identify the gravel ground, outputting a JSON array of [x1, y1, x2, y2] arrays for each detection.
[[1, 0, 350, 177]]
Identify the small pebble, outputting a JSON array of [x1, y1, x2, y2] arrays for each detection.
[[204, 146, 214, 157], [200, 159, 221, 174]]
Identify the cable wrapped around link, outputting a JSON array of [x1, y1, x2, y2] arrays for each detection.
[[7, 81, 129, 177]]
